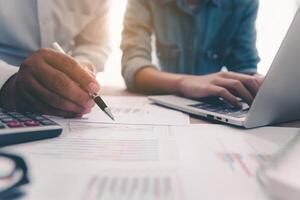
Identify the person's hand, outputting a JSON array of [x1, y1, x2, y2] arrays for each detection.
[[0, 48, 100, 118], [77, 60, 96, 77], [253, 73, 265, 86], [178, 71, 263, 107]]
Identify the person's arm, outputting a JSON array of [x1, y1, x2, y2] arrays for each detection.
[[72, 0, 111, 73], [134, 67, 262, 107], [122, 0, 262, 107], [225, 0, 260, 75], [121, 0, 158, 90]]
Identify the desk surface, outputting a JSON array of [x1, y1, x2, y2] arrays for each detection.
[[100, 86, 300, 128]]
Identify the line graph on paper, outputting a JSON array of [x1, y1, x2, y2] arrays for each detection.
[[215, 138, 272, 177], [18, 125, 178, 162]]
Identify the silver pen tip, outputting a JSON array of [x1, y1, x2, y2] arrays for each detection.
[[104, 108, 115, 121], [91, 93, 98, 99]]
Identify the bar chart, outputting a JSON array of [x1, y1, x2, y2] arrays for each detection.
[[82, 171, 181, 200]]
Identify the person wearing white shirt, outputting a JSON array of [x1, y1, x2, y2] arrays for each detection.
[[0, 0, 111, 118]]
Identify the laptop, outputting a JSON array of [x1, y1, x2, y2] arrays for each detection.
[[149, 8, 300, 128]]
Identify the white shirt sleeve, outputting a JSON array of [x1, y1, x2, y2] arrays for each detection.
[[72, 0, 111, 72], [0, 61, 18, 90]]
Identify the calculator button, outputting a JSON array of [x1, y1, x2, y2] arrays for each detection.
[[7, 112, 19, 115], [24, 120, 40, 127], [32, 116, 46, 121], [0, 123, 5, 129], [40, 120, 56, 125], [24, 112, 33, 115], [12, 114, 26, 118], [0, 114, 11, 119], [17, 117, 32, 122], [26, 114, 38, 118], [7, 121, 23, 128], [1, 118, 15, 123]]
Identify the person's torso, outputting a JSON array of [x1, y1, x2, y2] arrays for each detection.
[[148, 0, 250, 75], [0, 0, 101, 66]]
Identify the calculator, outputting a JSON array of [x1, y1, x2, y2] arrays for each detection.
[[0, 108, 62, 147]]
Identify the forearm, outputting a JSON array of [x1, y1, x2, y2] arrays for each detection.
[[133, 67, 184, 94]]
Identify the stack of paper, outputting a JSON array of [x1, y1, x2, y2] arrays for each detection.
[[6, 122, 299, 200]]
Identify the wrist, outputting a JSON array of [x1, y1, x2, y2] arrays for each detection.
[[175, 74, 190, 95], [0, 74, 18, 109]]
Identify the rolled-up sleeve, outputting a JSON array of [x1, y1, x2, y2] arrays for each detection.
[[121, 0, 157, 90], [0, 61, 18, 91], [72, 0, 111, 73], [226, 0, 260, 74]]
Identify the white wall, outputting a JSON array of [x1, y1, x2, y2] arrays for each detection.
[[256, 0, 298, 74], [98, 0, 127, 87], [98, 0, 299, 87]]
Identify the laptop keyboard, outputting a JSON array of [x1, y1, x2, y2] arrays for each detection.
[[189, 98, 249, 118]]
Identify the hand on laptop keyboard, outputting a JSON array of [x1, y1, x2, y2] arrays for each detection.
[[179, 71, 263, 108], [190, 97, 250, 118]]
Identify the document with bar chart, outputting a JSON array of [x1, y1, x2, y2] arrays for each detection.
[[23, 169, 183, 200], [11, 124, 183, 200]]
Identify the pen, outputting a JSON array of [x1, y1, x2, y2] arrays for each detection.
[[51, 42, 115, 121]]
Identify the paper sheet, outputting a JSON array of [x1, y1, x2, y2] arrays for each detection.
[[7, 123, 181, 200], [5, 124, 299, 200], [9, 123, 178, 163], [48, 96, 189, 126], [172, 125, 299, 200]]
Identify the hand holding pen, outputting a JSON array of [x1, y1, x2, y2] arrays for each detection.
[[0, 48, 101, 118], [52, 42, 115, 121]]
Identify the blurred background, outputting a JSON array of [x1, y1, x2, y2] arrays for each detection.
[[98, 0, 300, 88]]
